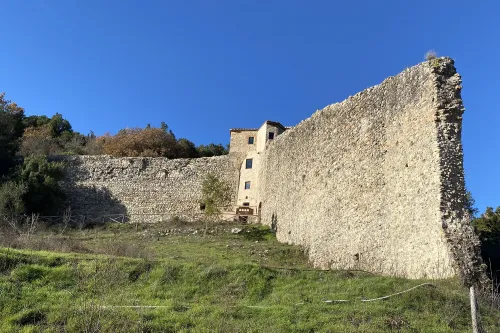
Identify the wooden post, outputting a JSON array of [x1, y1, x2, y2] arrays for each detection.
[[470, 284, 485, 333]]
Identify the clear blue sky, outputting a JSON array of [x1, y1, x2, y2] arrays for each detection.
[[1, 1, 498, 213]]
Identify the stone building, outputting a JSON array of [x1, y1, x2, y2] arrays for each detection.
[[60, 58, 484, 281], [228, 121, 287, 217]]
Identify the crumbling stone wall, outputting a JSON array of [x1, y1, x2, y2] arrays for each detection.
[[257, 58, 481, 279], [57, 58, 484, 281], [58, 155, 238, 222]]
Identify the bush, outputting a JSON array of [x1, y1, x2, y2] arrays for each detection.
[[0, 93, 25, 177], [197, 143, 228, 157], [425, 50, 437, 60], [473, 207, 500, 241], [16, 156, 65, 215], [200, 174, 232, 220], [0, 181, 27, 217], [100, 127, 179, 158]]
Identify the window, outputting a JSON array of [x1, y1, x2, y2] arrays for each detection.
[[244, 181, 251, 189], [248, 136, 254, 144], [268, 132, 275, 140], [243, 202, 250, 206], [245, 158, 253, 169]]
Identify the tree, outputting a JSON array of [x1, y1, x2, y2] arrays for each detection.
[[177, 138, 199, 158], [465, 190, 479, 217], [48, 113, 73, 137], [16, 155, 65, 215], [200, 173, 231, 221], [101, 127, 179, 158], [21, 125, 60, 156], [0, 93, 25, 177], [22, 115, 50, 129], [0, 181, 27, 217], [197, 143, 228, 157], [472, 206, 500, 241]]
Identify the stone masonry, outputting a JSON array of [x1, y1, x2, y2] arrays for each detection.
[[59, 155, 238, 222], [59, 57, 484, 281]]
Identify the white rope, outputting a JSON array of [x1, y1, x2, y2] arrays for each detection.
[[281, 283, 436, 308], [325, 282, 437, 303], [100, 305, 172, 309], [97, 283, 437, 310]]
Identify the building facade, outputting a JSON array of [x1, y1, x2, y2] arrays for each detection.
[[228, 121, 287, 218]]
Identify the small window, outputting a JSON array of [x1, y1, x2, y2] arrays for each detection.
[[268, 132, 275, 140], [245, 159, 253, 169], [248, 137, 254, 144], [199, 203, 206, 210], [244, 181, 251, 189], [243, 202, 250, 206]]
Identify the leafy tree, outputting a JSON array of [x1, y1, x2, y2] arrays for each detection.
[[22, 115, 51, 129], [48, 113, 73, 137], [465, 190, 479, 217], [473, 206, 500, 241], [200, 173, 231, 221], [21, 125, 60, 156], [177, 138, 199, 158], [0, 93, 25, 176], [197, 143, 228, 157], [101, 126, 178, 158], [16, 156, 65, 215], [0, 181, 27, 217]]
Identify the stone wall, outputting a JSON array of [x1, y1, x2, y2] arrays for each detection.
[[58, 155, 238, 222], [257, 58, 479, 279], [56, 57, 484, 281]]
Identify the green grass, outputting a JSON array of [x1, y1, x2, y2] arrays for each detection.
[[0, 222, 499, 332]]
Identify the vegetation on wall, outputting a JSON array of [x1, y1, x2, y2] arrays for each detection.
[[200, 173, 232, 220]]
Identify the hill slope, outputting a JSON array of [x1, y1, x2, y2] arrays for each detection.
[[0, 223, 499, 332]]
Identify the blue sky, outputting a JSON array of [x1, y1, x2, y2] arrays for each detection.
[[1, 1, 498, 212]]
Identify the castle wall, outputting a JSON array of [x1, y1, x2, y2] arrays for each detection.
[[56, 58, 484, 281], [58, 155, 238, 222], [257, 58, 465, 279]]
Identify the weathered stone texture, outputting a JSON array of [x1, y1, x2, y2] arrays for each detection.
[[56, 57, 484, 281], [58, 155, 238, 221], [257, 58, 477, 279]]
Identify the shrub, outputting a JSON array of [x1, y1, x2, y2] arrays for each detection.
[[0, 181, 27, 217], [473, 206, 500, 241], [16, 155, 65, 215], [200, 174, 232, 220], [0, 93, 25, 176], [197, 143, 228, 157], [425, 50, 437, 60], [100, 127, 179, 158]]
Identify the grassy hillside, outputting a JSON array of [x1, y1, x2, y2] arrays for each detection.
[[0, 222, 499, 332]]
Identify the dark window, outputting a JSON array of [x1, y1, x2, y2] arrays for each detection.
[[243, 202, 250, 206], [199, 203, 206, 210], [244, 181, 251, 189], [245, 159, 253, 169], [268, 132, 275, 140], [248, 137, 254, 144]]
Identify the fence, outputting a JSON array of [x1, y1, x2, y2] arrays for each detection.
[[2, 211, 260, 227]]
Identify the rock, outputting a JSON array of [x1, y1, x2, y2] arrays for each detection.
[[231, 228, 242, 234]]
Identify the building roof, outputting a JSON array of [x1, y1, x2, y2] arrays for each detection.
[[229, 128, 259, 132], [229, 120, 286, 132], [264, 120, 286, 130]]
